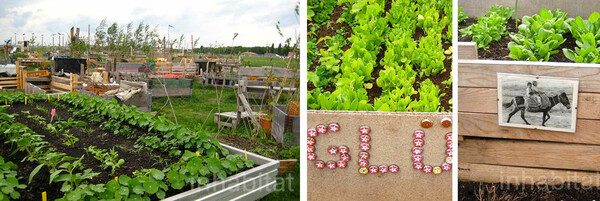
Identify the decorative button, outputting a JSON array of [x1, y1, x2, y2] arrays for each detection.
[[447, 140, 453, 149], [412, 155, 423, 163], [307, 137, 315, 146], [369, 166, 378, 174], [379, 165, 388, 173], [413, 162, 424, 170], [328, 123, 340, 133], [413, 139, 424, 147], [442, 163, 451, 171], [316, 125, 327, 134], [315, 161, 325, 169], [421, 119, 432, 128], [307, 128, 318, 138], [359, 143, 370, 152], [445, 132, 452, 141], [445, 157, 452, 164], [308, 153, 316, 161], [441, 117, 452, 128], [338, 145, 349, 154], [423, 165, 433, 174], [359, 151, 369, 160], [360, 135, 370, 143], [358, 159, 369, 167], [414, 130, 425, 139], [307, 145, 315, 153], [359, 125, 370, 135], [326, 161, 336, 169], [337, 161, 347, 169], [446, 148, 453, 157], [328, 146, 338, 155], [412, 147, 423, 155], [359, 167, 368, 175], [433, 167, 442, 175], [389, 165, 399, 173], [340, 154, 351, 162]]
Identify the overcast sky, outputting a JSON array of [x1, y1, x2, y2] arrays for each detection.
[[0, 0, 299, 47]]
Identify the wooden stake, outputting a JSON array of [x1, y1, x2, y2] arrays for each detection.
[[42, 192, 47, 201], [24, 97, 27, 105]]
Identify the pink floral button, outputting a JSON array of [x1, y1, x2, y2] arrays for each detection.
[[389, 165, 399, 173], [445, 132, 452, 141], [328, 146, 338, 155], [359, 135, 370, 143], [338, 145, 349, 154], [359, 151, 369, 160], [413, 139, 424, 147], [359, 143, 370, 152], [442, 163, 451, 171], [447, 140, 453, 149], [326, 161, 336, 169], [307, 145, 315, 153], [340, 154, 351, 162], [315, 160, 325, 169], [307, 128, 318, 138], [412, 147, 423, 155], [369, 166, 378, 174], [423, 165, 433, 174], [358, 159, 369, 168], [359, 125, 370, 135], [412, 155, 423, 163], [414, 130, 425, 139], [316, 125, 327, 134], [337, 161, 347, 169], [446, 148, 453, 157], [307, 153, 316, 161], [379, 165, 388, 173], [413, 162, 424, 170], [328, 123, 340, 133], [307, 137, 315, 146]]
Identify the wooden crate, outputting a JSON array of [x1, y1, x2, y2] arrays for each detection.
[[457, 41, 600, 185], [155, 62, 172, 74]]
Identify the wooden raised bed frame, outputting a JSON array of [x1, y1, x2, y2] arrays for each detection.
[[457, 41, 600, 186]]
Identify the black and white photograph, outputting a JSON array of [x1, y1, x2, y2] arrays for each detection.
[[498, 73, 578, 133]]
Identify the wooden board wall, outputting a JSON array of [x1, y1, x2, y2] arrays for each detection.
[[457, 50, 600, 184], [308, 111, 452, 201]]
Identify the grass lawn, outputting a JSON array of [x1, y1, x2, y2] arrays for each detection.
[[223, 55, 299, 69], [151, 81, 299, 200]]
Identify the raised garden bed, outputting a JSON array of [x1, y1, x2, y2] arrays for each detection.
[[0, 92, 277, 200]]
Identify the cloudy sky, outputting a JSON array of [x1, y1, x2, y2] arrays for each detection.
[[0, 0, 299, 47]]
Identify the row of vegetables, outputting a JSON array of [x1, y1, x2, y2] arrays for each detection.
[[460, 5, 600, 63], [307, 0, 452, 112], [0, 92, 254, 200]]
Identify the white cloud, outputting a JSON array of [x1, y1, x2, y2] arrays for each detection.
[[0, 0, 299, 47]]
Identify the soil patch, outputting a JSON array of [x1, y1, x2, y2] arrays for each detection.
[[459, 181, 600, 201]]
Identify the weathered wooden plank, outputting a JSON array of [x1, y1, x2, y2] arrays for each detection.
[[0, 80, 17, 85], [458, 87, 600, 120], [457, 42, 478, 60], [459, 137, 600, 171], [151, 88, 191, 97], [50, 81, 72, 91], [0, 77, 17, 81], [26, 77, 51, 82], [462, 112, 593, 142], [459, 112, 600, 145], [238, 67, 298, 78], [459, 163, 600, 187], [458, 60, 600, 93]]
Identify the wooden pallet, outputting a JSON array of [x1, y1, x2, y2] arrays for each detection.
[[214, 111, 266, 128]]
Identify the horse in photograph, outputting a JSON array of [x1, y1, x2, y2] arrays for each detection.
[[503, 92, 571, 126]]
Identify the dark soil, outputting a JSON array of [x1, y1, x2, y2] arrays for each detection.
[[459, 181, 600, 201], [2, 101, 181, 200], [309, 3, 452, 111], [458, 17, 576, 62], [215, 135, 286, 160]]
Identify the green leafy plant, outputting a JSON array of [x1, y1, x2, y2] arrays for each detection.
[[563, 32, 600, 63], [508, 8, 572, 61], [458, 7, 468, 23], [85, 146, 125, 175], [460, 5, 514, 49], [62, 130, 79, 146], [408, 79, 445, 112], [0, 156, 27, 200]]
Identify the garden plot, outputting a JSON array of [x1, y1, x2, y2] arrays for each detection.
[[307, 0, 452, 112], [0, 92, 267, 200]]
